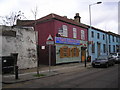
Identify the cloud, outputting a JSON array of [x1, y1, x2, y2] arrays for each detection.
[[0, 0, 119, 34]]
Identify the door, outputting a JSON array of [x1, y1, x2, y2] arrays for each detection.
[[81, 48, 86, 62], [97, 42, 101, 57]]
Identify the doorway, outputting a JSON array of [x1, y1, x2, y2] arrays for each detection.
[[81, 47, 86, 62], [97, 42, 101, 57]]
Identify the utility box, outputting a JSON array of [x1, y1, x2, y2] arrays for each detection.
[[2, 53, 18, 74]]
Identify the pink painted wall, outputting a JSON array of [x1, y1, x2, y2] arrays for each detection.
[[54, 20, 88, 41], [36, 19, 88, 45], [36, 20, 55, 45]]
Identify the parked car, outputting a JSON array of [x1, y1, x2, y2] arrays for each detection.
[[110, 53, 120, 64], [92, 55, 115, 68]]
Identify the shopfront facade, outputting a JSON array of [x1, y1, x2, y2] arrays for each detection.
[[17, 13, 88, 65]]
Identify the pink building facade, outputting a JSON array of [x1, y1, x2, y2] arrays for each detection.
[[17, 13, 89, 65]]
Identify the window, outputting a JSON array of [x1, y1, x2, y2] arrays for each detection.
[[73, 28, 77, 38], [71, 47, 79, 57], [103, 44, 106, 53], [92, 43, 95, 53], [113, 45, 115, 52], [91, 31, 94, 38], [60, 46, 70, 58], [62, 25, 68, 37], [109, 45, 111, 53], [116, 37, 118, 42], [60, 46, 79, 58], [103, 34, 105, 40], [109, 35, 111, 43], [97, 33, 100, 39], [113, 36, 114, 42], [81, 30, 85, 40]]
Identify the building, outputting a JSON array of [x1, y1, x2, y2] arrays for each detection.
[[17, 13, 120, 64], [107, 32, 120, 54], [17, 13, 89, 65], [88, 26, 120, 61], [88, 27, 108, 61], [0, 25, 37, 69]]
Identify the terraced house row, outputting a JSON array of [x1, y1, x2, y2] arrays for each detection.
[[16, 13, 120, 66]]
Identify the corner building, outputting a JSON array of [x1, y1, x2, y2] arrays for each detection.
[[18, 13, 88, 65]]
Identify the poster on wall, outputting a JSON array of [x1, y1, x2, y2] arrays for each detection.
[[55, 37, 80, 45]]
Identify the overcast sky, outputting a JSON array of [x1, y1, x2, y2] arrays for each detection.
[[0, 0, 119, 34]]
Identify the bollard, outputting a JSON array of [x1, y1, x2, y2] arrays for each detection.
[[85, 59, 86, 67], [15, 66, 18, 79]]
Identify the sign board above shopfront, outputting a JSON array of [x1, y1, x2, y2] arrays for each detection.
[[55, 37, 80, 45]]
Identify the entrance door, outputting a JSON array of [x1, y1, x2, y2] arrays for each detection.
[[81, 48, 86, 62], [97, 43, 101, 57]]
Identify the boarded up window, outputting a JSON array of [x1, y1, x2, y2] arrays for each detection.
[[71, 47, 79, 57], [60, 46, 69, 58], [60, 46, 79, 58]]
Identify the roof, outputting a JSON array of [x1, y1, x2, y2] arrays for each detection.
[[17, 13, 120, 37], [106, 31, 120, 37], [17, 13, 88, 29]]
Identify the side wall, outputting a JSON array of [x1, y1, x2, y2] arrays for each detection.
[[1, 26, 37, 69]]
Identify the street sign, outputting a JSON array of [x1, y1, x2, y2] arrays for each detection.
[[46, 41, 54, 45], [47, 34, 53, 41], [46, 34, 54, 45]]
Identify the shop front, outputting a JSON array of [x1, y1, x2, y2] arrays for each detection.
[[55, 37, 87, 64]]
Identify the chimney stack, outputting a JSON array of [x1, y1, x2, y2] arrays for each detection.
[[74, 13, 81, 23]]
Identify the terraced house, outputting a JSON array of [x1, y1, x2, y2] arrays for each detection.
[[88, 27, 108, 61], [107, 32, 120, 54], [88, 27, 120, 61]]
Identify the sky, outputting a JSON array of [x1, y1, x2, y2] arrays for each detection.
[[0, 0, 119, 34]]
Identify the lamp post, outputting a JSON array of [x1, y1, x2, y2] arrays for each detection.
[[87, 2, 102, 65], [89, 2, 102, 29]]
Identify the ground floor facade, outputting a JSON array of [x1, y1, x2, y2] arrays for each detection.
[[39, 37, 88, 65]]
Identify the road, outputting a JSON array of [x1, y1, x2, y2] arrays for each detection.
[[3, 64, 119, 88]]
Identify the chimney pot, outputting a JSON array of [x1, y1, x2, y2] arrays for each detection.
[[74, 13, 81, 23]]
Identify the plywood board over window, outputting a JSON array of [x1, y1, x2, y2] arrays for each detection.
[[71, 47, 80, 57], [60, 46, 69, 58], [60, 46, 79, 58]]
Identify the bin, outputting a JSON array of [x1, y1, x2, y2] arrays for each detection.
[[87, 56, 91, 62]]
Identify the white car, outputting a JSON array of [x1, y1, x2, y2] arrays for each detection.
[[110, 53, 120, 64]]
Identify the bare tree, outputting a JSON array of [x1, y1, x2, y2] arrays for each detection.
[[31, 5, 39, 75], [0, 11, 26, 26]]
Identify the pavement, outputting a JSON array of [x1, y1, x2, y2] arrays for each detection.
[[2, 62, 92, 84]]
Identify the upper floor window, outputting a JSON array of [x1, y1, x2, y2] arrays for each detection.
[[91, 31, 94, 38], [81, 30, 85, 40], [116, 37, 118, 42], [62, 25, 68, 37], [103, 34, 105, 40], [97, 33, 100, 39], [73, 28, 77, 38], [109, 35, 111, 43], [113, 36, 114, 42]]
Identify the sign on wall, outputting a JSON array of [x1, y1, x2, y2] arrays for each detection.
[[55, 37, 80, 45]]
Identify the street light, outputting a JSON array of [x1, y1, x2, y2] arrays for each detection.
[[89, 2, 102, 29], [87, 2, 102, 66]]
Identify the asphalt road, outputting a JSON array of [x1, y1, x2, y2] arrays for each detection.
[[3, 64, 119, 88]]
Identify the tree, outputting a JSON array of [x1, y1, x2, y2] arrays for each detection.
[[0, 11, 26, 26], [31, 5, 39, 75]]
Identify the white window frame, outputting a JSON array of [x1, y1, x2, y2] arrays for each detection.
[[62, 25, 68, 37], [81, 30, 85, 40], [73, 28, 77, 38]]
